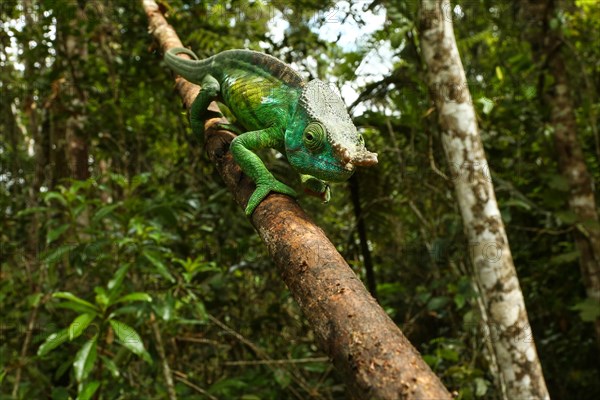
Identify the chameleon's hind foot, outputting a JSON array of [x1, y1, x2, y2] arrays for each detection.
[[300, 175, 331, 203]]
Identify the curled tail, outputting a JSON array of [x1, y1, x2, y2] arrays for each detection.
[[164, 47, 211, 84]]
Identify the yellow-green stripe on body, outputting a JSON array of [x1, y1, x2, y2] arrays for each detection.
[[221, 69, 301, 133]]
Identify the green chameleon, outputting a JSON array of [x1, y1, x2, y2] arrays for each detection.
[[164, 47, 378, 216]]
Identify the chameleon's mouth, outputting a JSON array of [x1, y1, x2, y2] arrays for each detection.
[[332, 143, 378, 171], [286, 144, 355, 180]]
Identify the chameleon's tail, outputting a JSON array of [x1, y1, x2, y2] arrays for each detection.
[[164, 47, 211, 84]]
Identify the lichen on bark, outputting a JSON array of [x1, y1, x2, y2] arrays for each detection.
[[418, 1, 551, 399]]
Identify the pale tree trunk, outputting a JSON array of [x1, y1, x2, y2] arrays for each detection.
[[523, 0, 600, 349], [418, 1, 550, 399]]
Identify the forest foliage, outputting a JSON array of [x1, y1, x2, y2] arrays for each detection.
[[1, 0, 599, 399]]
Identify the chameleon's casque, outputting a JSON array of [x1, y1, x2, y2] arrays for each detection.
[[164, 47, 378, 215]]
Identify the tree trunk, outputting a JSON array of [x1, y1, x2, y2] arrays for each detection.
[[60, 5, 90, 182], [350, 173, 377, 298], [142, 1, 452, 398], [418, 1, 550, 399], [523, 0, 600, 349], [22, 0, 44, 255]]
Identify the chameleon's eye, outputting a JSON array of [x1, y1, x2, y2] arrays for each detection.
[[303, 122, 326, 153]]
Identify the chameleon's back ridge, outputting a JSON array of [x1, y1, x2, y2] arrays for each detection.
[[165, 48, 304, 88]]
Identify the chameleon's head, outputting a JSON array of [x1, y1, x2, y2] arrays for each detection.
[[285, 79, 378, 182]]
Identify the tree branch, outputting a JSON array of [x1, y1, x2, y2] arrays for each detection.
[[142, 1, 451, 398]]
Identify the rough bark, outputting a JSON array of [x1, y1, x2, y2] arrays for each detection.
[[418, 1, 550, 399], [523, 0, 600, 350], [142, 1, 452, 398]]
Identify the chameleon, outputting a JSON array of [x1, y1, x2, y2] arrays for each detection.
[[164, 47, 378, 216]]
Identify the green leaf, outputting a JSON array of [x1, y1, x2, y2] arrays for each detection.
[[109, 305, 145, 319], [142, 250, 175, 282], [301, 362, 327, 373], [47, 224, 70, 244], [55, 301, 99, 315], [439, 347, 459, 362], [73, 337, 97, 383], [195, 301, 208, 321], [77, 380, 100, 400], [99, 355, 120, 378], [41, 244, 77, 264], [555, 211, 578, 224], [153, 297, 174, 321], [422, 354, 437, 367], [503, 199, 531, 210], [274, 368, 291, 388], [474, 377, 488, 397], [523, 85, 536, 99], [69, 313, 97, 341], [115, 292, 153, 304], [51, 387, 70, 400], [53, 292, 99, 312], [495, 66, 503, 81], [208, 377, 247, 395], [131, 173, 151, 191], [16, 206, 48, 217], [477, 97, 494, 115], [572, 298, 600, 322], [44, 191, 68, 207], [548, 175, 570, 192], [427, 296, 450, 311], [109, 320, 152, 364], [454, 293, 466, 309], [109, 173, 128, 188], [94, 287, 110, 309], [107, 264, 131, 292], [54, 359, 72, 381], [549, 251, 579, 265], [91, 204, 120, 225], [27, 292, 43, 307], [38, 329, 70, 356]]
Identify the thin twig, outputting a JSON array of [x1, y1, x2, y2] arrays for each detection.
[[511, 226, 574, 235], [11, 295, 41, 398], [173, 371, 218, 400], [206, 314, 316, 400], [223, 357, 329, 366], [150, 313, 177, 400], [428, 129, 450, 181]]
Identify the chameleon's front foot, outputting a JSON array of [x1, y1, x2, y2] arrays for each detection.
[[245, 178, 297, 216], [300, 175, 331, 203]]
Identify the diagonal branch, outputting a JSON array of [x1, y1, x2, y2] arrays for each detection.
[[142, 1, 451, 398]]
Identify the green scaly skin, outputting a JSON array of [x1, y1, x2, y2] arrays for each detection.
[[164, 47, 377, 216]]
